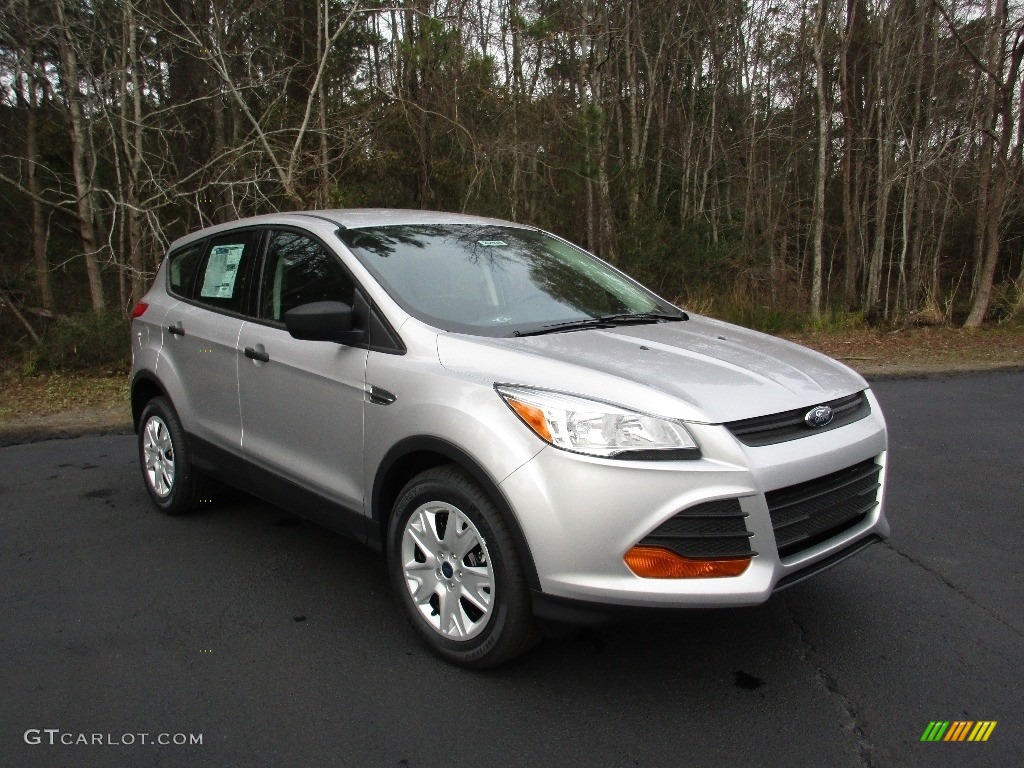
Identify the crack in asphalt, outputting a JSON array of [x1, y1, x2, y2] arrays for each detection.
[[117, 595, 157, 632], [882, 541, 1023, 639], [785, 598, 877, 768]]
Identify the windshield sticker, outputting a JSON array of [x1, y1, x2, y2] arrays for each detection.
[[200, 244, 245, 298], [477, 240, 507, 247]]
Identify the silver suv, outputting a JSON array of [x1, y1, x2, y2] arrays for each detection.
[[130, 210, 889, 667]]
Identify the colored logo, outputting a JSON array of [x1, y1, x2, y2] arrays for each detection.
[[920, 721, 997, 742], [804, 405, 834, 428]]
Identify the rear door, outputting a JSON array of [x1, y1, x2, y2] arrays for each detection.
[[161, 231, 261, 451], [237, 229, 368, 517]]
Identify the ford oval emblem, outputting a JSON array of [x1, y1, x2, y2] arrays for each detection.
[[804, 405, 834, 428]]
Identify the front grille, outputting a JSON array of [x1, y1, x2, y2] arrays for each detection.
[[638, 498, 754, 559], [725, 391, 870, 447], [767, 459, 881, 559]]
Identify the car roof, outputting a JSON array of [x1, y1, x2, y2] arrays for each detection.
[[167, 209, 532, 252]]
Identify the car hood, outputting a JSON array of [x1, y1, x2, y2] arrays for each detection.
[[436, 315, 867, 423]]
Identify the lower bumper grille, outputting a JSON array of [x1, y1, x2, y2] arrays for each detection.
[[767, 459, 881, 559], [773, 535, 882, 591], [639, 498, 754, 559]]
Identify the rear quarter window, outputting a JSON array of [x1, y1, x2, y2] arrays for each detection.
[[166, 243, 205, 298]]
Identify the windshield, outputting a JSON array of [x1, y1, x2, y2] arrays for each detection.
[[337, 224, 681, 337]]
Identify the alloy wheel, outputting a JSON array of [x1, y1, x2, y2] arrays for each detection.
[[400, 501, 495, 640], [142, 415, 175, 497]]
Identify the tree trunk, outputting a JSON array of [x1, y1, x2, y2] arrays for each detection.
[[624, 0, 641, 224], [128, 1, 146, 307], [53, 0, 105, 311], [865, 10, 897, 320], [20, 39, 52, 310], [317, 0, 331, 206], [810, 0, 830, 317], [965, 0, 1015, 326], [840, 0, 859, 307]]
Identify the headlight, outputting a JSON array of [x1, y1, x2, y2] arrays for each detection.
[[496, 385, 699, 459]]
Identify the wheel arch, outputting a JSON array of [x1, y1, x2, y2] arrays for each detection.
[[372, 436, 541, 591], [130, 372, 169, 432]]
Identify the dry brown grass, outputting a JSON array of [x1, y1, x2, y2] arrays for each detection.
[[0, 371, 128, 422], [781, 325, 1024, 375]]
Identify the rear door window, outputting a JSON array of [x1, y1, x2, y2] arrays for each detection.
[[194, 232, 259, 314]]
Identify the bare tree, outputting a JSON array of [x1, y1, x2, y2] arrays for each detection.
[[52, 0, 105, 311], [0, 0, 1022, 329], [961, 0, 1024, 325], [810, 0, 831, 317]]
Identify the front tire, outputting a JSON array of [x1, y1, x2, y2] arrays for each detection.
[[386, 465, 538, 668], [138, 396, 207, 515]]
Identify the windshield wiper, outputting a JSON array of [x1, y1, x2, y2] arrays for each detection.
[[512, 310, 687, 338], [598, 311, 688, 324]]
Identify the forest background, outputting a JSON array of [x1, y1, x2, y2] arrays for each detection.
[[1, 0, 1024, 375]]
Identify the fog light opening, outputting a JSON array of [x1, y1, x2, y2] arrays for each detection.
[[624, 546, 751, 578]]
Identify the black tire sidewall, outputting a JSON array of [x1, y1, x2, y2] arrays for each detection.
[[387, 469, 523, 667], [137, 397, 197, 515]]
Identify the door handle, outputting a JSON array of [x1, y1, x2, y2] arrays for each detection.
[[167, 321, 185, 336], [244, 345, 270, 363], [368, 386, 397, 405]]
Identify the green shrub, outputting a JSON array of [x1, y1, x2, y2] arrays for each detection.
[[807, 308, 867, 333], [619, 217, 739, 297], [21, 311, 131, 374], [715, 302, 807, 334], [677, 283, 805, 333]]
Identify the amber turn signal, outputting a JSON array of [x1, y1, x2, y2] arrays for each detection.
[[624, 546, 751, 578], [506, 398, 553, 442]]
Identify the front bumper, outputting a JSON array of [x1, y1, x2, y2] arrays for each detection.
[[500, 390, 889, 609]]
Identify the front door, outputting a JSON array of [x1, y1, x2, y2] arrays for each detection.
[[237, 229, 368, 519]]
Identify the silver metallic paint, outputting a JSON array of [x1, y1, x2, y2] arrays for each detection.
[[132, 210, 891, 611]]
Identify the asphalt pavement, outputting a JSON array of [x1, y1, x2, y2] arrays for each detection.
[[1, 371, 1021, 767]]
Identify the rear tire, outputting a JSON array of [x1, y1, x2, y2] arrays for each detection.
[[138, 397, 208, 515], [386, 465, 539, 668]]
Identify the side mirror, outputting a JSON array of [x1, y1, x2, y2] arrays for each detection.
[[284, 301, 365, 345]]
